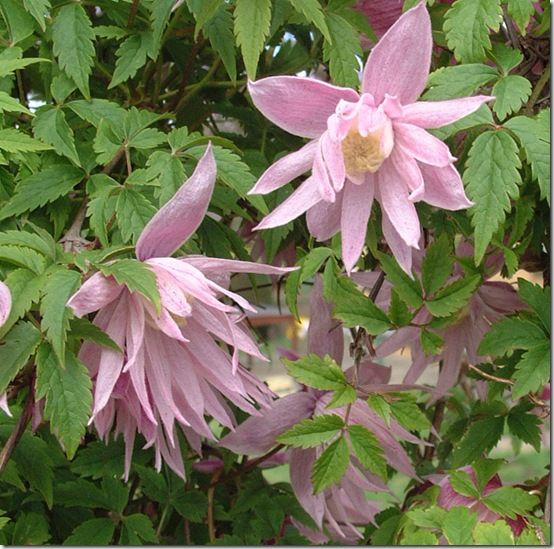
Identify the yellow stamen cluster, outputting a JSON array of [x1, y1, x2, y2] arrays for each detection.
[[341, 128, 386, 175]]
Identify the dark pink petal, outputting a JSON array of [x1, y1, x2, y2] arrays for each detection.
[[67, 272, 123, 317], [136, 143, 216, 260], [219, 392, 316, 455], [249, 141, 317, 195], [394, 122, 455, 167], [341, 178, 375, 273], [248, 77, 359, 138], [478, 281, 525, 314], [401, 96, 493, 128], [254, 177, 323, 230], [355, 0, 404, 38], [418, 163, 473, 210], [306, 192, 342, 241], [361, 3, 432, 104]]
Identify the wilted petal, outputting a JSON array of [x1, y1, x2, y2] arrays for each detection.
[[248, 77, 359, 138], [0, 281, 11, 327], [249, 141, 318, 195], [67, 272, 123, 317], [136, 143, 216, 260], [219, 392, 316, 455], [418, 163, 473, 210], [394, 122, 455, 167], [361, 3, 432, 105], [341, 177, 375, 273], [306, 193, 343, 241], [254, 177, 322, 230], [401, 96, 493, 128]]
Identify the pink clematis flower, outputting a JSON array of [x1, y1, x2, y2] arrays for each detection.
[[220, 277, 425, 544], [374, 242, 525, 396], [247, 3, 492, 274], [67, 144, 294, 479], [355, 0, 404, 42], [0, 280, 10, 328]]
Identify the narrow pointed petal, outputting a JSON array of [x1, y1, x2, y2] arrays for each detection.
[[136, 143, 216, 260], [306, 192, 342, 241], [381, 211, 414, 275], [308, 275, 344, 364], [67, 272, 123, 317], [313, 139, 336, 202], [394, 122, 455, 167], [418, 163, 473, 210], [0, 281, 11, 327], [321, 133, 346, 191], [361, 3, 432, 104], [0, 393, 11, 417], [378, 161, 421, 248], [401, 96, 493, 128], [249, 141, 317, 195], [182, 256, 296, 277], [248, 77, 359, 138], [254, 177, 322, 230], [341, 178, 374, 273], [389, 147, 425, 201]]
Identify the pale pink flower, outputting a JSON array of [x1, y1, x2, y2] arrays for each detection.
[[355, 0, 403, 42], [247, 3, 492, 274], [220, 277, 425, 544], [0, 280, 10, 328], [67, 144, 294, 479]]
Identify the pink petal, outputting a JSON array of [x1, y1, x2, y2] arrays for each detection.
[[378, 161, 421, 248], [341, 178, 375, 273], [0, 281, 11, 327], [381, 211, 414, 275], [249, 141, 317, 195], [401, 96, 493, 129], [418, 163, 473, 210], [254, 177, 323, 230], [219, 392, 316, 455], [313, 139, 336, 202], [136, 143, 216, 260], [355, 0, 404, 39], [478, 281, 525, 314], [394, 122, 455, 167], [321, 133, 346, 191], [248, 77, 359, 138], [182, 256, 296, 278], [389, 147, 425, 201], [67, 272, 123, 317], [306, 192, 343, 241], [361, 3, 432, 105], [308, 275, 344, 364], [0, 393, 11, 417]]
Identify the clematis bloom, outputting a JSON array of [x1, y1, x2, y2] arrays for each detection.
[[67, 144, 293, 479], [247, 3, 492, 274]]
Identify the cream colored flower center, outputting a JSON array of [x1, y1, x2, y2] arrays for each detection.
[[341, 127, 387, 175]]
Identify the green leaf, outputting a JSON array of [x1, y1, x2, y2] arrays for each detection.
[[505, 0, 535, 34], [32, 106, 80, 166], [473, 520, 515, 544], [444, 0, 503, 63], [203, 4, 237, 81], [63, 518, 115, 546], [507, 408, 541, 451], [489, 43, 524, 74], [420, 328, 444, 356], [492, 75, 532, 120], [516, 528, 542, 545], [478, 317, 545, 356], [277, 414, 344, 448], [0, 0, 35, 44], [406, 506, 446, 529], [0, 91, 31, 116], [173, 491, 208, 522], [35, 344, 92, 459], [110, 32, 153, 89], [400, 530, 438, 545], [12, 512, 50, 545], [284, 353, 348, 391], [98, 259, 161, 313], [322, 13, 362, 88], [311, 436, 349, 493], [52, 3, 95, 99], [326, 384, 357, 409], [0, 164, 84, 220], [121, 514, 158, 544], [516, 278, 550, 333], [0, 229, 56, 259], [286, 0, 331, 42], [483, 486, 539, 519], [366, 394, 391, 425], [116, 188, 156, 244], [0, 56, 50, 78], [424, 63, 498, 100], [348, 424, 387, 479], [505, 110, 550, 203], [426, 275, 481, 317], [71, 439, 126, 479], [512, 342, 550, 399], [0, 245, 47, 274], [377, 251, 423, 308], [40, 269, 80, 365], [69, 317, 121, 353], [473, 457, 504, 491], [422, 235, 453, 296], [0, 128, 51, 153], [451, 416, 505, 467], [0, 321, 41, 394], [187, 0, 225, 38], [390, 399, 430, 431], [449, 470, 480, 498], [388, 289, 413, 327], [23, 0, 51, 32], [68, 99, 125, 128], [464, 130, 521, 263], [234, 0, 272, 78], [145, 151, 186, 205], [443, 506, 478, 545]]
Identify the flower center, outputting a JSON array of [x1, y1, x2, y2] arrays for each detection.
[[341, 127, 388, 175]]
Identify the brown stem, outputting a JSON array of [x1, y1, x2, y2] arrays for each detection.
[[422, 400, 445, 462], [207, 468, 222, 543], [0, 389, 34, 476], [524, 64, 550, 115], [468, 364, 513, 385], [127, 0, 140, 27]]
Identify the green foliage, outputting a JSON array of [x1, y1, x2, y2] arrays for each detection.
[[443, 506, 478, 545], [492, 75, 532, 120], [284, 353, 349, 391], [311, 436, 349, 493], [473, 520, 514, 544], [451, 415, 505, 467], [347, 424, 387, 479], [278, 414, 343, 448]]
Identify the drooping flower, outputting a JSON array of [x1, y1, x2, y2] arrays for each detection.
[[220, 276, 425, 544], [373, 242, 525, 395], [67, 144, 294, 479], [247, 3, 492, 274]]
